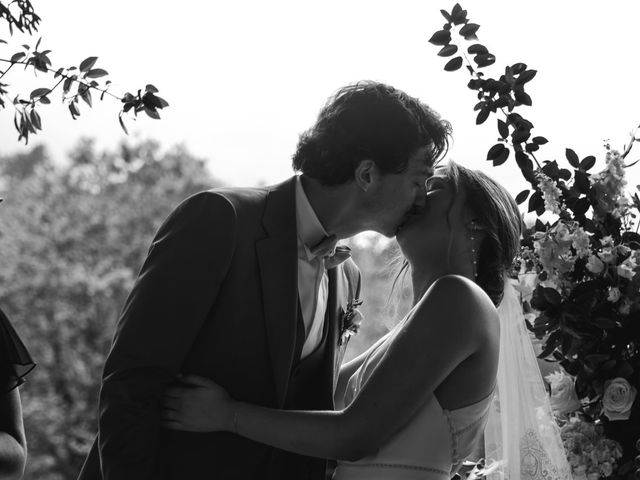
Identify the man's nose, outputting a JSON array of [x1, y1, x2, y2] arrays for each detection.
[[413, 190, 427, 209]]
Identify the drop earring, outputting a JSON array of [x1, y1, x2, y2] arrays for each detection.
[[470, 220, 479, 280]]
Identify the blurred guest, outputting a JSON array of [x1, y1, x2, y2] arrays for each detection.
[[0, 308, 35, 479]]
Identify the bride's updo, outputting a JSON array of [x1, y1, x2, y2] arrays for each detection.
[[443, 162, 522, 306]]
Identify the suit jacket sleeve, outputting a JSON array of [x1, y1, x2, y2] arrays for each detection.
[[98, 191, 237, 480]]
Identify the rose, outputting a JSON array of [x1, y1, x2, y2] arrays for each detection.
[[602, 377, 637, 421], [607, 287, 621, 303], [600, 248, 617, 264], [617, 258, 636, 280], [546, 370, 581, 415], [600, 462, 613, 477], [586, 255, 605, 274]]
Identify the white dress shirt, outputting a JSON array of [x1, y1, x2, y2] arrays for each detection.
[[295, 175, 330, 359]]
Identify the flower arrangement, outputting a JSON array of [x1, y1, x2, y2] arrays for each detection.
[[560, 417, 624, 480], [339, 298, 364, 346], [430, 4, 640, 477]]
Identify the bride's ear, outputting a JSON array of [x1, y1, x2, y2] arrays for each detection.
[[354, 159, 377, 192]]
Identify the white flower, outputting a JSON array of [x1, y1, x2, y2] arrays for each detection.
[[600, 462, 613, 477], [618, 299, 632, 315], [537, 173, 562, 214], [546, 370, 581, 415], [572, 227, 591, 258], [607, 287, 621, 303], [601, 236, 614, 247], [616, 245, 631, 257], [555, 222, 572, 242], [617, 257, 636, 280], [599, 248, 617, 264], [586, 255, 605, 274], [602, 377, 637, 421]]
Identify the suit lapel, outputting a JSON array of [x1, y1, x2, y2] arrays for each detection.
[[256, 177, 298, 407], [324, 266, 349, 408]]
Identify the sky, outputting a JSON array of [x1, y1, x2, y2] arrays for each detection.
[[1, 1, 640, 193]]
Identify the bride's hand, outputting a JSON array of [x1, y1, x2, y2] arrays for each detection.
[[161, 374, 235, 432]]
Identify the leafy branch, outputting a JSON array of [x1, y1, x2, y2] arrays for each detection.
[[0, 5, 168, 144], [0, 0, 40, 34], [429, 4, 640, 230]]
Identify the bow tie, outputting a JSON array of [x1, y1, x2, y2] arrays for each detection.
[[309, 235, 351, 269]]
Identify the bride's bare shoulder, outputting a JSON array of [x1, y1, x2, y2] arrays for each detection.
[[411, 274, 498, 335]]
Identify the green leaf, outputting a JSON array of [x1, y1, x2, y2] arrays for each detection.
[[515, 69, 537, 85], [497, 119, 509, 139], [86, 68, 108, 78], [428, 29, 452, 46], [81, 88, 92, 107], [69, 102, 80, 119], [144, 106, 160, 119], [467, 44, 488, 55], [474, 53, 496, 68], [580, 155, 596, 171], [444, 56, 463, 72], [459, 23, 480, 39], [440, 9, 453, 22], [516, 151, 533, 171], [542, 287, 562, 306], [591, 317, 616, 329], [38, 96, 50, 105], [79, 56, 98, 72], [511, 62, 527, 74], [155, 96, 169, 108], [145, 84, 159, 93], [451, 3, 467, 25], [525, 143, 539, 153], [511, 128, 531, 144], [574, 170, 591, 194], [514, 90, 532, 106], [487, 143, 506, 160], [54, 67, 64, 79], [476, 108, 490, 125], [437, 44, 458, 57], [30, 87, 50, 99], [515, 189, 530, 205], [565, 148, 580, 168], [493, 147, 509, 166], [63, 77, 74, 95], [10, 52, 26, 62], [0, 39, 7, 44], [29, 109, 42, 130], [35, 36, 42, 51], [532, 136, 548, 145]]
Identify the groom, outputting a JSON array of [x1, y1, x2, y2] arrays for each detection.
[[78, 81, 451, 480]]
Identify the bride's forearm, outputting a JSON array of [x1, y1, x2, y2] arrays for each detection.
[[232, 401, 364, 461]]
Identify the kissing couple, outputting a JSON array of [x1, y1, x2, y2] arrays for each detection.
[[78, 81, 571, 480]]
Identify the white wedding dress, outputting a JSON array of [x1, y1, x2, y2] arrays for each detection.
[[332, 279, 572, 480], [332, 328, 492, 480]]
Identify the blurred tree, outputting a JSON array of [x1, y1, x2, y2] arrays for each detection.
[[0, 140, 221, 479], [344, 235, 412, 362]]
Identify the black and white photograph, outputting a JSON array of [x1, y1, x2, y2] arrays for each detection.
[[1, 1, 639, 479]]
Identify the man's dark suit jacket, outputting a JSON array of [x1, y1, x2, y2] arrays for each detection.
[[77, 176, 362, 480]]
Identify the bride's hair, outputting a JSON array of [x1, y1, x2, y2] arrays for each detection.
[[443, 161, 522, 306]]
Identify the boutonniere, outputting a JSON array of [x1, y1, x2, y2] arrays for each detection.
[[339, 298, 363, 346]]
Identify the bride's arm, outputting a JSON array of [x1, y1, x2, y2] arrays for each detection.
[[164, 276, 492, 461], [334, 331, 391, 409]]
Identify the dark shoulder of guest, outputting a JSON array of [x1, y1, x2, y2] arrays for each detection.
[[0, 308, 35, 394]]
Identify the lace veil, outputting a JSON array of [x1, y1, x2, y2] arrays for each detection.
[[483, 278, 572, 480]]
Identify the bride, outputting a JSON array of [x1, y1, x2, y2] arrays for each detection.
[[161, 162, 571, 480]]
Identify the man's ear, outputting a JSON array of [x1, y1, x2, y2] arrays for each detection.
[[353, 159, 377, 192]]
